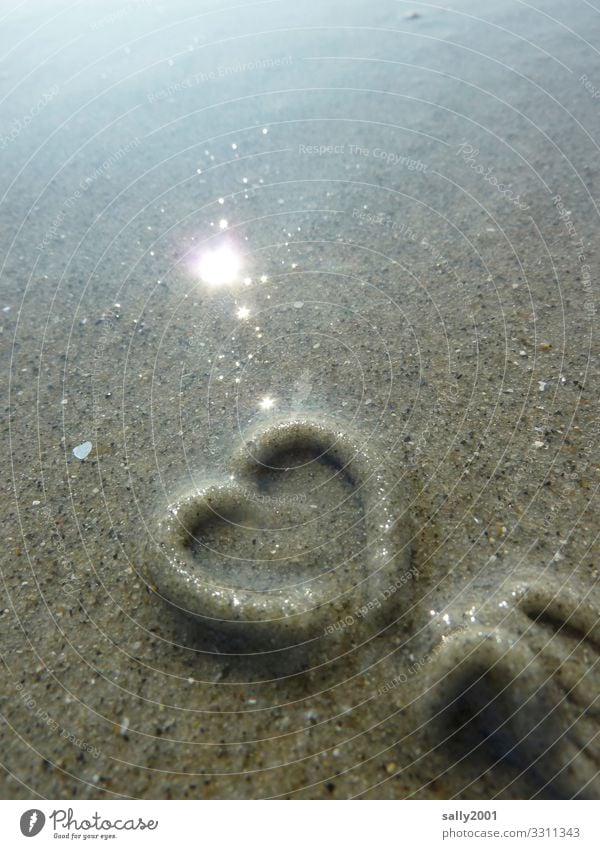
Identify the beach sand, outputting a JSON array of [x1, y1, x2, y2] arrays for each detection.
[[1, 0, 599, 798]]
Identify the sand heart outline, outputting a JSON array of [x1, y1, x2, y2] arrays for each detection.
[[150, 415, 414, 646], [428, 582, 600, 798]]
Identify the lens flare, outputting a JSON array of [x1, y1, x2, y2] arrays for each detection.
[[196, 243, 241, 286]]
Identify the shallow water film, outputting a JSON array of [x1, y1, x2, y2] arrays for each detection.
[[1, 0, 599, 801]]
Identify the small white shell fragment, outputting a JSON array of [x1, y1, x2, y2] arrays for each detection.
[[73, 441, 92, 460]]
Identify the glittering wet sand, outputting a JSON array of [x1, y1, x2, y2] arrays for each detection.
[[1, 0, 599, 799]]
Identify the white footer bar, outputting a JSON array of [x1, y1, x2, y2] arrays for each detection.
[[0, 800, 598, 847]]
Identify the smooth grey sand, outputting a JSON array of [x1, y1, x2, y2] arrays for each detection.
[[1, 0, 599, 798]]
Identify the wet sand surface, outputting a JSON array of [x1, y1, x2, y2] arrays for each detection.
[[1, 0, 599, 798]]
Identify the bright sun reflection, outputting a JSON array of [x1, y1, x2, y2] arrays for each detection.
[[196, 244, 241, 286], [259, 396, 275, 410], [237, 306, 250, 320]]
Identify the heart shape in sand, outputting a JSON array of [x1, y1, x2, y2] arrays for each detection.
[[149, 415, 414, 648]]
